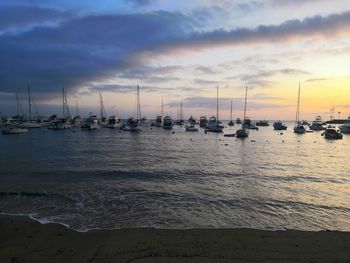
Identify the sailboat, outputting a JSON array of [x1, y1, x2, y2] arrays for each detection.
[[19, 86, 42, 128], [236, 85, 249, 138], [205, 86, 224, 133], [48, 88, 71, 130], [228, 100, 234, 126], [72, 101, 82, 126], [100, 93, 121, 129], [293, 82, 306, 134], [99, 93, 107, 125], [124, 85, 142, 132], [176, 101, 184, 125], [154, 97, 163, 127]]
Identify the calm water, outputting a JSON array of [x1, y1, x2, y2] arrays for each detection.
[[1, 122, 349, 232]]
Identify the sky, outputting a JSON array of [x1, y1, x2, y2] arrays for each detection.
[[1, 0, 350, 120]]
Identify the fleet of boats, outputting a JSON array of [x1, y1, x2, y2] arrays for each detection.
[[1, 84, 349, 140]]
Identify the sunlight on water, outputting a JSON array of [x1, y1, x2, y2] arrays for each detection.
[[0, 122, 349, 231]]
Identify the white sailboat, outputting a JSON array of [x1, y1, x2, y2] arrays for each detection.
[[236, 85, 249, 138], [293, 82, 306, 134], [19, 86, 42, 129], [123, 85, 142, 132], [205, 86, 223, 133], [48, 88, 71, 130], [99, 93, 107, 125]]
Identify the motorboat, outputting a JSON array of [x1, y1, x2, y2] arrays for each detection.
[[48, 118, 71, 130], [154, 116, 163, 127], [123, 117, 141, 132], [243, 118, 258, 130], [256, 120, 269, 127], [273, 121, 287, 130], [103, 116, 121, 129], [205, 116, 223, 133], [2, 126, 28, 135], [199, 116, 208, 128], [236, 118, 242, 124], [185, 122, 198, 132], [81, 115, 99, 130], [236, 127, 249, 138], [340, 117, 350, 134], [309, 116, 325, 131], [323, 127, 343, 139], [188, 116, 197, 125], [163, 116, 173, 130]]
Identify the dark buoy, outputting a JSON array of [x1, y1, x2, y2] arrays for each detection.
[[280, 132, 283, 135], [172, 131, 175, 134]]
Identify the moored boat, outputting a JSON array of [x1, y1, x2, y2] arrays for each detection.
[[256, 120, 269, 127], [340, 116, 350, 134], [199, 116, 208, 128], [293, 83, 306, 134], [103, 115, 121, 129], [185, 122, 198, 132], [81, 115, 99, 130], [228, 100, 234, 126], [236, 85, 249, 138], [323, 127, 343, 139], [163, 116, 173, 130], [2, 126, 28, 135], [309, 116, 325, 131], [205, 86, 223, 133], [273, 121, 287, 130]]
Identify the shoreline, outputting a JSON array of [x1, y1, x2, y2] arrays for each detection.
[[1, 215, 350, 262]]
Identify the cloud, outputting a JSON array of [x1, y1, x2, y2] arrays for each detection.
[[0, 5, 73, 33], [167, 96, 289, 110], [306, 78, 328, 82], [1, 7, 350, 98], [124, 0, 155, 7], [0, 9, 193, 95]]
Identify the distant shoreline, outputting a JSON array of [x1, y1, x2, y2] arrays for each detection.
[[1, 215, 350, 263]]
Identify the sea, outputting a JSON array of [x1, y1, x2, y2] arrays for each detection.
[[0, 121, 349, 232]]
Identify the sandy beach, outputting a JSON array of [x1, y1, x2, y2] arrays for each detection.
[[0, 215, 349, 262]]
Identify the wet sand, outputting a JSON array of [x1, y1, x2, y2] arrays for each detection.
[[1, 215, 350, 263]]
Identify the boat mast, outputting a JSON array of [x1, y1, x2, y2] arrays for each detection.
[[28, 85, 32, 121], [76, 101, 79, 116], [161, 96, 163, 118], [243, 84, 248, 121], [230, 100, 233, 121], [180, 101, 183, 120], [216, 85, 219, 125], [99, 93, 106, 120], [16, 93, 20, 116], [136, 84, 141, 121], [64, 88, 70, 119], [295, 82, 300, 126], [63, 88, 66, 118]]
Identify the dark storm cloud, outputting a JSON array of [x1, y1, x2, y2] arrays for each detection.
[[1, 7, 350, 97]]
